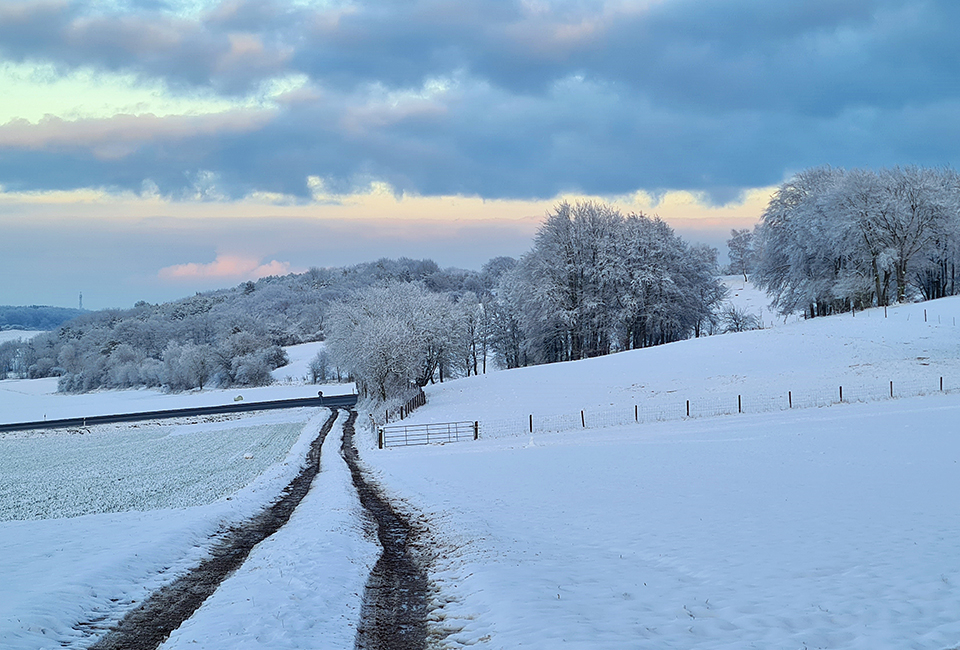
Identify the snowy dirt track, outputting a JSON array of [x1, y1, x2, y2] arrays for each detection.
[[5, 289, 960, 649], [0, 409, 341, 649]]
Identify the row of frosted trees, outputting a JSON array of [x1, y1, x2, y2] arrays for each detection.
[[755, 166, 960, 317], [3, 203, 726, 400], [327, 201, 727, 402], [501, 201, 724, 364], [0, 258, 482, 391]]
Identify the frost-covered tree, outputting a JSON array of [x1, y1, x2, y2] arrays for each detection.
[[721, 306, 762, 333], [755, 165, 960, 316], [727, 228, 756, 281], [505, 201, 724, 364], [308, 349, 331, 383], [326, 282, 462, 401]]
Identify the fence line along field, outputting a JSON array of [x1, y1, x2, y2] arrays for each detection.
[[0, 411, 313, 521]]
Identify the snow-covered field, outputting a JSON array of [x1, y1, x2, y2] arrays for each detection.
[[366, 396, 960, 648], [0, 412, 312, 521], [4, 284, 960, 648], [270, 341, 326, 384], [0, 329, 42, 344], [1, 409, 333, 649], [0, 375, 354, 425]]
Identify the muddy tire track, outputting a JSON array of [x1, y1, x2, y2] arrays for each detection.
[[86, 409, 340, 650], [341, 410, 429, 650]]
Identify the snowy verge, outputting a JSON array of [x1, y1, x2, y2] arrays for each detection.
[[160, 410, 380, 650], [0, 409, 332, 650], [364, 394, 960, 649]]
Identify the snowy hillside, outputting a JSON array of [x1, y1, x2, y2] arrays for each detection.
[[395, 288, 960, 436], [3, 287, 960, 648], [356, 293, 960, 648]]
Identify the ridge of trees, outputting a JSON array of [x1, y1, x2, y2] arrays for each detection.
[[2, 202, 731, 401], [327, 201, 727, 402], [0, 257, 481, 392], [0, 305, 87, 331]]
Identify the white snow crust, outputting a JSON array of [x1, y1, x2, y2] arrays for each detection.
[[4, 284, 960, 649]]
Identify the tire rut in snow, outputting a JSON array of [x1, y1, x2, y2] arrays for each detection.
[[86, 409, 340, 650], [341, 410, 429, 650]]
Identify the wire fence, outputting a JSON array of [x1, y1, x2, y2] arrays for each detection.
[[476, 373, 960, 440]]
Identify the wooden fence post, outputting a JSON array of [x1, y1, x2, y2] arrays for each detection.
[[581, 410, 585, 428], [474, 421, 479, 440], [738, 395, 742, 413], [890, 381, 893, 398], [378, 427, 384, 450], [529, 414, 533, 433], [788, 391, 792, 408], [839, 386, 843, 402], [686, 400, 690, 417], [634, 405, 638, 422]]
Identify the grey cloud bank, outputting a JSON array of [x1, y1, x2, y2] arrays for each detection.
[[2, 0, 960, 201]]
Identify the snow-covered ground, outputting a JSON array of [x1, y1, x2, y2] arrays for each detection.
[[365, 396, 960, 649], [0, 375, 354, 424], [0, 411, 313, 521], [0, 329, 43, 344], [270, 341, 326, 384], [159, 411, 379, 650], [720, 274, 801, 328], [1, 410, 332, 649], [4, 284, 960, 648]]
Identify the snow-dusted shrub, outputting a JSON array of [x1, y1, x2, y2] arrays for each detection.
[[721, 306, 762, 333]]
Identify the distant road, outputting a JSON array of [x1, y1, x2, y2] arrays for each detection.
[[0, 393, 358, 433]]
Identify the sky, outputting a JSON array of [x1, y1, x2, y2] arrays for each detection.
[[3, 0, 960, 309]]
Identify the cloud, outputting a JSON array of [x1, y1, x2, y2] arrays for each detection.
[[1, 0, 960, 202], [0, 110, 272, 158], [158, 254, 294, 282]]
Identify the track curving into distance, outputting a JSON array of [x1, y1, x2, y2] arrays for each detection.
[[341, 409, 430, 650], [86, 409, 340, 650]]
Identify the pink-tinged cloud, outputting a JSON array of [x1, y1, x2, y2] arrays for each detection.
[[0, 111, 272, 159], [158, 254, 292, 282]]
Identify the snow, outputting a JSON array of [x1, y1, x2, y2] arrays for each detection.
[[160, 411, 379, 650], [0, 329, 43, 344], [270, 341, 326, 384], [364, 397, 960, 648], [720, 274, 800, 328], [0, 411, 313, 521], [5, 285, 960, 649], [0, 375, 354, 425], [0, 410, 331, 649]]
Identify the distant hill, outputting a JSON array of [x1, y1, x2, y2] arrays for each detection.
[[0, 305, 87, 331]]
